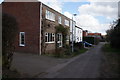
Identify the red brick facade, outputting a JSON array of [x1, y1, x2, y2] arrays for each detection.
[[2, 2, 41, 54], [83, 30, 88, 37], [2, 2, 71, 55]]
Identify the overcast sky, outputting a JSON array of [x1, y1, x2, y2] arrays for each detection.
[[39, 0, 119, 35], [1, 0, 119, 35]]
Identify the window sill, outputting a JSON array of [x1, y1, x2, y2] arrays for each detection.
[[58, 46, 62, 48], [45, 18, 55, 22], [19, 44, 25, 47], [45, 42, 55, 44]]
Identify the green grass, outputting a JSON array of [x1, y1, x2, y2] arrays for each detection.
[[102, 43, 120, 53], [44, 48, 88, 58], [71, 48, 88, 57], [101, 43, 120, 78]]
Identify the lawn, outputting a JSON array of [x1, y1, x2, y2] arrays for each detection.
[[101, 43, 120, 78], [102, 43, 120, 53], [45, 48, 88, 58]]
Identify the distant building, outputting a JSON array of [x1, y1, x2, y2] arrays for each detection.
[[87, 33, 102, 39], [83, 30, 88, 37]]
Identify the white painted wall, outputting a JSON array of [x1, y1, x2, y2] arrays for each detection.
[[74, 27, 83, 43], [69, 19, 83, 43], [70, 20, 76, 42]]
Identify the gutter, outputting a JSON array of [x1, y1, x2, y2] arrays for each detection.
[[39, 2, 42, 55]]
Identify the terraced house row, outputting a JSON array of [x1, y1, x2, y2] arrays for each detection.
[[2, 1, 83, 55]]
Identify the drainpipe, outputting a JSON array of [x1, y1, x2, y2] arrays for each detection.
[[39, 2, 42, 55]]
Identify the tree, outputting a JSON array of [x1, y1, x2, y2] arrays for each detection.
[[55, 24, 69, 47], [2, 13, 18, 69], [106, 19, 120, 49]]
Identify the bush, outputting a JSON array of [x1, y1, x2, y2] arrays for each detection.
[[83, 37, 99, 45], [74, 42, 84, 49], [2, 13, 18, 69], [106, 19, 120, 49]]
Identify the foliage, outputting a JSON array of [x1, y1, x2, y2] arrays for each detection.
[[54, 24, 69, 57], [102, 43, 120, 53], [41, 15, 48, 54], [74, 42, 84, 49], [106, 19, 120, 49], [2, 13, 18, 69], [45, 43, 87, 58], [83, 37, 99, 45], [101, 43, 120, 78], [55, 24, 69, 47]]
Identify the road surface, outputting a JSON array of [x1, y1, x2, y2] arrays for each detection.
[[41, 42, 105, 78]]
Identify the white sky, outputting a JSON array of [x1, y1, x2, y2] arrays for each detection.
[[0, 0, 119, 35], [39, 0, 119, 35]]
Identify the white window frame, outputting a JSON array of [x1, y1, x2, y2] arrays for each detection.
[[58, 16, 62, 24], [19, 32, 25, 46], [45, 32, 55, 43], [65, 19, 69, 26], [57, 33, 62, 47], [45, 10, 55, 21]]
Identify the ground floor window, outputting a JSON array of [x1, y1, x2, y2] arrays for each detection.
[[45, 32, 55, 43], [19, 32, 25, 46], [57, 33, 62, 47]]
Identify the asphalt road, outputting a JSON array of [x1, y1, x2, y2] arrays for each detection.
[[43, 42, 105, 78]]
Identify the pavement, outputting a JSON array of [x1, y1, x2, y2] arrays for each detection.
[[11, 42, 105, 78], [47, 42, 104, 78], [11, 52, 70, 77]]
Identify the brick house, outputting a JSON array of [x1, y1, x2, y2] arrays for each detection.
[[87, 33, 102, 39], [2, 2, 71, 55], [83, 30, 88, 37]]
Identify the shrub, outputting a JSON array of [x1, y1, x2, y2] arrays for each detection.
[[2, 13, 18, 69], [74, 42, 84, 49], [106, 19, 120, 49]]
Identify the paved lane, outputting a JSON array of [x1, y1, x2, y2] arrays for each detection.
[[44, 42, 105, 78]]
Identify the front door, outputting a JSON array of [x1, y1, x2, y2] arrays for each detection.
[[57, 33, 62, 47]]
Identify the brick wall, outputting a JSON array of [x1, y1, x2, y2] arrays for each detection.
[[42, 4, 70, 54], [2, 2, 41, 54]]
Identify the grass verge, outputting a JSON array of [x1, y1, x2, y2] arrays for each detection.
[[45, 48, 88, 58], [102, 43, 120, 53], [101, 43, 120, 78]]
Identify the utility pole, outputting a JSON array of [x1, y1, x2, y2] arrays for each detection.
[[72, 14, 77, 53]]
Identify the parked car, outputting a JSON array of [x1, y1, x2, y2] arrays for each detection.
[[81, 41, 92, 47]]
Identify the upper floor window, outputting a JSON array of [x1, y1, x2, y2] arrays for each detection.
[[46, 10, 55, 21], [65, 19, 69, 26], [58, 16, 62, 24]]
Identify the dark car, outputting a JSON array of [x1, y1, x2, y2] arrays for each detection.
[[82, 41, 92, 47]]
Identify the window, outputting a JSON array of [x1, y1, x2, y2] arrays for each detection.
[[66, 35, 69, 41], [20, 32, 25, 46], [57, 33, 62, 47], [65, 19, 69, 26], [45, 32, 55, 43], [58, 16, 62, 24], [46, 10, 55, 21]]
